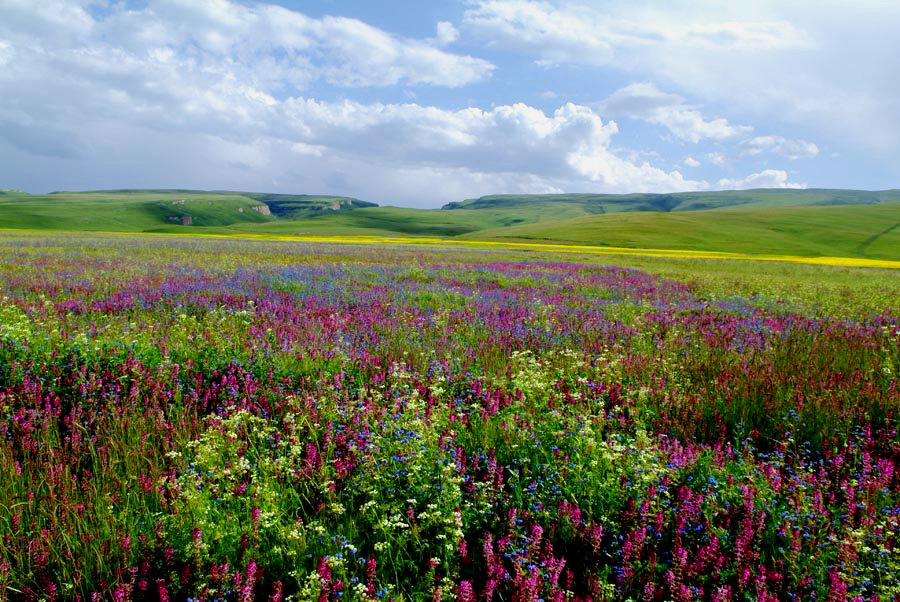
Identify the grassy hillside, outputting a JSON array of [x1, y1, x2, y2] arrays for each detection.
[[9, 187, 896, 235], [240, 193, 376, 219], [0, 190, 371, 231], [0, 191, 271, 230], [1, 188, 898, 259], [445, 188, 900, 215], [465, 201, 900, 259], [219, 188, 900, 239], [141, 207, 510, 237], [225, 206, 534, 237]]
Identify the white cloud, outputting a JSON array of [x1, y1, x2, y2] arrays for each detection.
[[0, 0, 705, 204], [717, 169, 806, 190], [460, 0, 900, 162], [603, 82, 752, 143], [308, 15, 492, 88], [0, 39, 11, 66], [706, 152, 727, 166], [737, 135, 819, 159], [0, 0, 494, 91], [463, 0, 807, 67], [0, 0, 95, 39], [17, 1, 861, 203], [435, 21, 460, 46], [251, 98, 705, 194]]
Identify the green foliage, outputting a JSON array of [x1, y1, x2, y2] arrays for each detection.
[[466, 201, 900, 259], [394, 265, 433, 283], [164, 408, 319, 592], [445, 188, 900, 212], [0, 230, 897, 600], [3, 189, 899, 262], [0, 298, 32, 341]]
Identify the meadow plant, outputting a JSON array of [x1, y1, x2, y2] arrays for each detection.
[[0, 234, 897, 600]]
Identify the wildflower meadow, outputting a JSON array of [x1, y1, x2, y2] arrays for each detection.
[[0, 233, 897, 601]]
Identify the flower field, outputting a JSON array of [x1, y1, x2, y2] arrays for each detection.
[[0, 233, 898, 601]]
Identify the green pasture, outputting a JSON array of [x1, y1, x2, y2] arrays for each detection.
[[465, 202, 900, 259], [1, 188, 898, 259]]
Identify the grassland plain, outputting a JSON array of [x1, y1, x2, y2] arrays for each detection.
[[0, 191, 373, 231], [0, 191, 277, 230], [0, 231, 897, 601], [2, 189, 899, 261], [444, 189, 900, 212], [462, 202, 900, 260]]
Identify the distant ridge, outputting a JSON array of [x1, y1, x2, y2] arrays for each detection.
[[0, 187, 897, 260], [462, 201, 900, 260], [0, 189, 377, 230], [443, 188, 900, 213]]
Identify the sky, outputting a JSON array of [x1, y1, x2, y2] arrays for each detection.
[[0, 0, 898, 207]]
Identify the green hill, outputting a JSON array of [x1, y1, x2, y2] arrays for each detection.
[[443, 188, 900, 215], [217, 206, 529, 237], [0, 190, 373, 231], [220, 188, 900, 238], [239, 193, 376, 219], [464, 201, 900, 259], [1, 187, 898, 260]]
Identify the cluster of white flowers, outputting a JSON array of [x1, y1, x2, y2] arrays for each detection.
[[0, 299, 33, 340], [379, 513, 410, 530]]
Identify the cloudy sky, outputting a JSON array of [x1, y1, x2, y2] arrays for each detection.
[[1, 0, 898, 206]]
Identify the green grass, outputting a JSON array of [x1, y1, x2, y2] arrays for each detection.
[[0, 190, 372, 230], [1, 231, 898, 599], [225, 206, 532, 236], [0, 191, 276, 230], [464, 202, 900, 259], [132, 206, 527, 238], [445, 188, 900, 212], [2, 188, 899, 260], [239, 193, 376, 219], [579, 252, 900, 317]]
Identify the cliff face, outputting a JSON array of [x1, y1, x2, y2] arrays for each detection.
[[251, 205, 272, 216]]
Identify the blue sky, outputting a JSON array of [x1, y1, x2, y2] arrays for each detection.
[[1, 0, 898, 207]]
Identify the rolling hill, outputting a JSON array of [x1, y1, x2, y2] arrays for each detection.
[[0, 190, 372, 231], [443, 189, 900, 214], [463, 201, 900, 259], [0, 188, 898, 259]]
